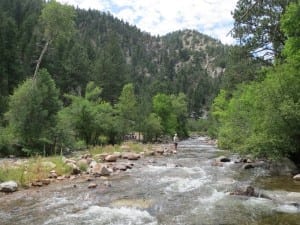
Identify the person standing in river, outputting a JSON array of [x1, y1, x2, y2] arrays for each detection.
[[173, 133, 178, 150]]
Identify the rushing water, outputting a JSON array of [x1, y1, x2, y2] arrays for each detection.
[[1, 137, 300, 225]]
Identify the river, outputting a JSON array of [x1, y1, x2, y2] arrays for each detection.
[[1, 137, 300, 225]]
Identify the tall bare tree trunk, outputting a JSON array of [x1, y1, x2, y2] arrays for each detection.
[[33, 40, 50, 80]]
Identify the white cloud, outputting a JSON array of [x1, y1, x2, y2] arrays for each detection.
[[58, 0, 239, 44]]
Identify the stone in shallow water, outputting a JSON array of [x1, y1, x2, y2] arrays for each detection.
[[88, 183, 97, 189]]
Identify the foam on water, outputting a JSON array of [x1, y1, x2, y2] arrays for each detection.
[[162, 176, 208, 193], [146, 165, 173, 172], [44, 205, 157, 225], [276, 204, 300, 213], [199, 189, 226, 204], [146, 164, 207, 176]]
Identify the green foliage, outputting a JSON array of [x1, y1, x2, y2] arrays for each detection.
[[57, 81, 119, 147], [209, 1, 300, 161], [220, 46, 264, 91], [0, 126, 15, 156], [281, 1, 300, 65], [142, 113, 163, 142], [231, 0, 296, 61], [40, 0, 75, 43], [115, 83, 138, 136], [187, 118, 210, 134], [93, 33, 128, 104], [152, 93, 188, 137], [214, 56, 300, 159], [0, 156, 72, 186], [6, 69, 61, 155]]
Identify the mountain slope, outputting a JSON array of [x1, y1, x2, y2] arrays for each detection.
[[0, 0, 231, 117]]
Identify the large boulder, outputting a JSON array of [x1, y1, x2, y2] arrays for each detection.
[[269, 158, 298, 175], [105, 154, 118, 162], [0, 181, 18, 192], [122, 152, 140, 160], [90, 163, 111, 176]]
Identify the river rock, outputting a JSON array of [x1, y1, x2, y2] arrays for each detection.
[[88, 183, 97, 189], [122, 152, 140, 160], [91, 163, 111, 176], [293, 174, 300, 181], [31, 181, 43, 187], [94, 153, 108, 161], [105, 154, 118, 162], [77, 159, 89, 167], [113, 163, 128, 171], [155, 148, 165, 155], [41, 179, 51, 185], [49, 170, 58, 178], [269, 158, 298, 175], [230, 185, 257, 197], [126, 153, 140, 160], [243, 163, 254, 169], [216, 156, 231, 163], [66, 162, 81, 175], [0, 181, 18, 192]]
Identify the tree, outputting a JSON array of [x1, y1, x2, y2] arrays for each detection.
[[220, 46, 264, 91], [152, 93, 188, 137], [93, 32, 128, 104], [0, 13, 18, 120], [115, 83, 137, 137], [213, 2, 300, 159], [57, 82, 118, 147], [6, 69, 62, 154], [33, 0, 75, 79], [142, 113, 163, 142], [170, 93, 189, 137], [231, 0, 296, 61], [281, 1, 300, 65]]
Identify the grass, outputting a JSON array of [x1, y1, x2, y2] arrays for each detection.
[[0, 142, 153, 188], [88, 141, 151, 156], [0, 156, 72, 187]]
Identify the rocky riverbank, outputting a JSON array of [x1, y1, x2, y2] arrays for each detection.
[[0, 143, 178, 194], [1, 138, 300, 196]]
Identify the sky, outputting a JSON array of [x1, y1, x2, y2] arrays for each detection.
[[58, 0, 239, 45]]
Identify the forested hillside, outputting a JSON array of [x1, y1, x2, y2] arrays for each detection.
[[0, 0, 228, 118], [0, 0, 231, 156], [3, 0, 298, 163]]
